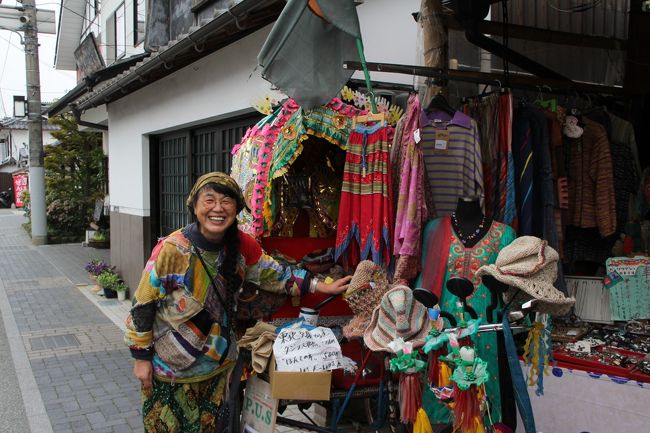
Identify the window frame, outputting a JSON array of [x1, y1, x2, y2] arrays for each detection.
[[114, 2, 126, 60], [134, 0, 146, 47]]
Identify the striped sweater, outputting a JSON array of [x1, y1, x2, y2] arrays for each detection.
[[420, 111, 484, 216]]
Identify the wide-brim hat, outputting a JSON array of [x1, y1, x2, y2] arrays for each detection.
[[476, 236, 575, 315], [363, 285, 430, 352], [342, 260, 390, 339]]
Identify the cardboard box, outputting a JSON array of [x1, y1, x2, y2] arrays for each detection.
[[268, 357, 331, 400]]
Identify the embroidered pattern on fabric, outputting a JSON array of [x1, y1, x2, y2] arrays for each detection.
[[448, 222, 505, 295]]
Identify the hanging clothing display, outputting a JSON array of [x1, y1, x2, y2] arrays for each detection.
[[565, 117, 617, 238], [392, 94, 433, 282], [336, 122, 394, 269], [414, 217, 516, 424], [463, 93, 516, 225], [597, 111, 640, 230], [419, 110, 484, 217]]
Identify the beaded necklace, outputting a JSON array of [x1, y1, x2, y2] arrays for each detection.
[[451, 212, 487, 246]]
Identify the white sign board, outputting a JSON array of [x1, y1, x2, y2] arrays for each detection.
[[273, 326, 344, 372]]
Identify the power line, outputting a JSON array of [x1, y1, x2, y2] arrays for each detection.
[[0, 32, 77, 78]]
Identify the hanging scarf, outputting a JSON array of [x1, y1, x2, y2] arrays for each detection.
[[420, 217, 452, 299]]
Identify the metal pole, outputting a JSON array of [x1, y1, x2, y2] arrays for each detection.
[[23, 0, 47, 245]]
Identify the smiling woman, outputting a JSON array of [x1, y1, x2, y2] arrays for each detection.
[[193, 187, 239, 243], [124, 171, 352, 433]]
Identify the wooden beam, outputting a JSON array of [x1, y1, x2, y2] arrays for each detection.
[[445, 16, 627, 51]]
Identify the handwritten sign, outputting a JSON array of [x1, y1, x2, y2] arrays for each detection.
[[241, 376, 277, 433], [605, 257, 650, 321], [273, 326, 344, 373], [12, 173, 28, 208]]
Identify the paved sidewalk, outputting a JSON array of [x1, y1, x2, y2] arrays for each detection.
[[0, 209, 316, 433], [0, 209, 141, 433]]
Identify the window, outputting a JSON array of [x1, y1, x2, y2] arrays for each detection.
[[134, 0, 146, 46], [115, 3, 126, 59], [106, 3, 126, 63], [82, 0, 101, 41], [0, 139, 8, 162]]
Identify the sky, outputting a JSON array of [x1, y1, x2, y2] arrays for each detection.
[[0, 0, 77, 119]]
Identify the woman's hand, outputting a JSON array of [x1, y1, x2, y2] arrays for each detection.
[[316, 275, 352, 295], [133, 359, 153, 389]]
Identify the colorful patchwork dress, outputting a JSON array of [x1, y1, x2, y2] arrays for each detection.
[[414, 218, 516, 424], [125, 224, 314, 432]]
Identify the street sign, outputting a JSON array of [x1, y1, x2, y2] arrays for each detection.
[[0, 6, 56, 34]]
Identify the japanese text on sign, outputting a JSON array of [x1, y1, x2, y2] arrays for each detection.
[[13, 173, 28, 208], [605, 257, 650, 321], [272, 326, 344, 372]]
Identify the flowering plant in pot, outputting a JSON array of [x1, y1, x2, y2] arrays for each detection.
[[113, 281, 129, 301], [84, 259, 114, 281], [97, 270, 120, 299]]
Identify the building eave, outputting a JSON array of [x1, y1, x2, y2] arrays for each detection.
[[54, 0, 87, 70], [73, 0, 284, 112], [47, 53, 150, 117]]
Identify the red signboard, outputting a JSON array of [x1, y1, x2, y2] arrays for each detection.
[[12, 173, 28, 208]]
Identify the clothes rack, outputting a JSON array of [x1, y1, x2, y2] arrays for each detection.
[[343, 61, 624, 96]]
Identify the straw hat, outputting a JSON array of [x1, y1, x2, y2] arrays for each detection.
[[342, 260, 390, 339], [363, 285, 430, 352], [476, 236, 575, 316]]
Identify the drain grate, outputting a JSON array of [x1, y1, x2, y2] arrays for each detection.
[[29, 334, 81, 351]]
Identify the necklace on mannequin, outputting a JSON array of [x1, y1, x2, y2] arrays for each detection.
[[451, 212, 487, 246]]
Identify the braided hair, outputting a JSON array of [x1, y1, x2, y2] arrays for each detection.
[[190, 183, 243, 330]]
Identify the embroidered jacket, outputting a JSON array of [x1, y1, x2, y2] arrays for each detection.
[[124, 226, 310, 382]]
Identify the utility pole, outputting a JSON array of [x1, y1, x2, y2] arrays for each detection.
[[22, 0, 47, 245]]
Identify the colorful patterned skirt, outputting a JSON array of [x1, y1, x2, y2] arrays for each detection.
[[142, 374, 229, 433], [335, 123, 393, 270]]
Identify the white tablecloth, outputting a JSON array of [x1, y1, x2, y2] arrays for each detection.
[[516, 364, 650, 433]]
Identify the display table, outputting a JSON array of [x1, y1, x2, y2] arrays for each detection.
[[516, 363, 650, 433]]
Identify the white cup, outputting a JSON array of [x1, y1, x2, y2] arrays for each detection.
[[299, 307, 319, 326]]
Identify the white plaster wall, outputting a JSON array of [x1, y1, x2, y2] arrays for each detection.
[[106, 1, 422, 217], [356, 0, 421, 85], [10, 129, 59, 150]]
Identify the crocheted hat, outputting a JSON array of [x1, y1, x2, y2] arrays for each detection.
[[363, 285, 430, 352], [342, 260, 390, 339], [476, 236, 575, 315]]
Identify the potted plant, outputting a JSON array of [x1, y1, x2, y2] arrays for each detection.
[[97, 270, 120, 299], [84, 259, 114, 282], [88, 230, 110, 249], [114, 281, 129, 301]]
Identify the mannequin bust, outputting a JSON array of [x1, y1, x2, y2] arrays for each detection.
[[451, 196, 492, 248]]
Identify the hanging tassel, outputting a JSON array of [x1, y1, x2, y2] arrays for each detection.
[[428, 349, 443, 386], [452, 384, 485, 433], [522, 316, 553, 396], [413, 408, 434, 433], [399, 372, 423, 424], [439, 362, 452, 387]]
